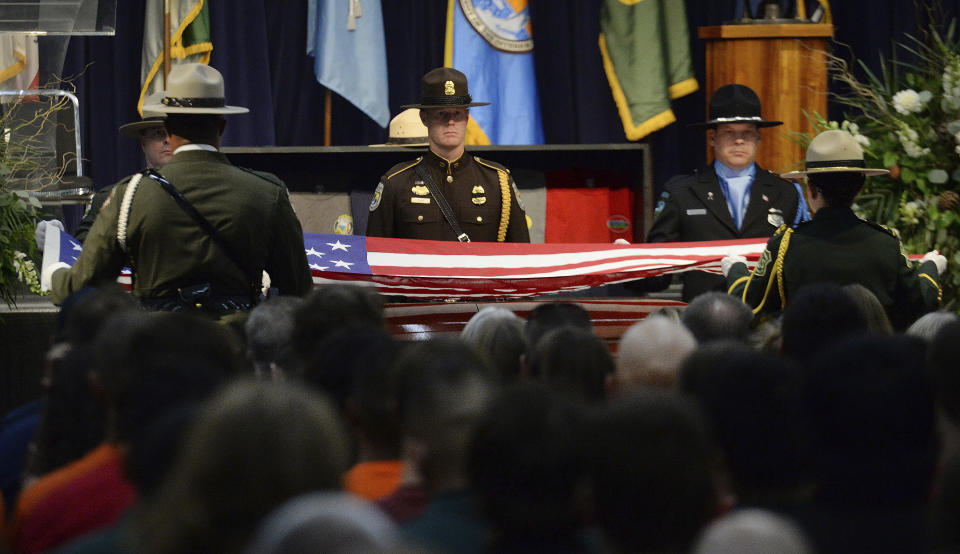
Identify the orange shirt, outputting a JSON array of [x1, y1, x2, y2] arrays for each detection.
[[343, 460, 404, 501]]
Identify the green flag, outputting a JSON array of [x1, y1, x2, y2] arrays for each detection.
[[139, 0, 213, 114], [600, 0, 698, 140]]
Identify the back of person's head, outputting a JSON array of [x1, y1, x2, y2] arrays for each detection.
[[396, 337, 494, 491], [842, 283, 893, 335], [344, 330, 404, 458], [749, 317, 782, 352], [460, 306, 525, 384], [907, 310, 960, 342], [468, 384, 585, 542], [679, 342, 809, 503], [290, 284, 384, 376], [780, 283, 867, 363], [164, 113, 224, 145], [808, 172, 864, 207], [56, 283, 140, 344], [139, 380, 350, 554], [244, 295, 304, 377], [528, 326, 612, 403], [806, 334, 936, 506], [615, 314, 696, 390], [693, 509, 813, 554], [929, 321, 960, 427], [582, 391, 716, 553], [93, 311, 241, 443], [681, 292, 754, 343], [247, 492, 399, 554], [524, 302, 592, 355]]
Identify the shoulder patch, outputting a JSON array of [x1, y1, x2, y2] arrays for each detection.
[[511, 181, 525, 212], [753, 249, 772, 278], [369, 182, 384, 212], [386, 157, 422, 181]]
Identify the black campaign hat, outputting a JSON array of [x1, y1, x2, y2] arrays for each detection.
[[400, 67, 490, 109], [689, 84, 782, 129]]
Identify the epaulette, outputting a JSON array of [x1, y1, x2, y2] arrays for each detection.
[[474, 156, 510, 174], [385, 157, 423, 180], [864, 220, 900, 238], [238, 167, 285, 187]]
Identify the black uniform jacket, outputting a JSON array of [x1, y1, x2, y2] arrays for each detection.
[[366, 149, 529, 243], [726, 206, 941, 330], [646, 165, 802, 301]]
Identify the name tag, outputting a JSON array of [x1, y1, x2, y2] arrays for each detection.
[[411, 197, 431, 204], [686, 208, 707, 216]]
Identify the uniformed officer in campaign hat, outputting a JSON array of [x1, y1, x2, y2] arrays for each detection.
[[723, 129, 945, 329], [643, 84, 809, 302], [366, 67, 529, 243], [39, 63, 312, 314]]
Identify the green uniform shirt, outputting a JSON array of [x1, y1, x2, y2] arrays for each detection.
[[51, 149, 312, 304]]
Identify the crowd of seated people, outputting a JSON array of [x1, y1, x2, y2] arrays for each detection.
[[1, 282, 960, 553]]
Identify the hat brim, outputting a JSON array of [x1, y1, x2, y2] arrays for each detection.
[[688, 118, 783, 129], [400, 101, 490, 109], [781, 167, 890, 179], [142, 102, 249, 115], [118, 119, 166, 139]]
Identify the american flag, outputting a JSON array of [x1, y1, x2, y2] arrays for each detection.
[[49, 228, 775, 299]]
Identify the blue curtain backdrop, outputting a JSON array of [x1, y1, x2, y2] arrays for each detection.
[[56, 0, 960, 195]]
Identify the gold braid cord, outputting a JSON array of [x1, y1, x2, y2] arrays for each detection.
[[497, 170, 510, 242], [745, 228, 793, 315]]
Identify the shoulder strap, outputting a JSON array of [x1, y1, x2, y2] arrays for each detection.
[[144, 170, 256, 287], [414, 163, 470, 242]]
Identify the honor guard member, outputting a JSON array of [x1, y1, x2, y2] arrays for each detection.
[[645, 84, 809, 302], [39, 63, 312, 314], [723, 130, 945, 330], [366, 67, 530, 243]]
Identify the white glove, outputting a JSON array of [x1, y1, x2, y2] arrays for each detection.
[[920, 249, 947, 276], [613, 238, 630, 245], [35, 219, 64, 251], [721, 254, 748, 277]]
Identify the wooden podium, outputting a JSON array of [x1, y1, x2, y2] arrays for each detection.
[[698, 24, 834, 173]]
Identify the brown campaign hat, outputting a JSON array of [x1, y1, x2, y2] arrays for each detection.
[[119, 92, 167, 138], [400, 67, 490, 109]]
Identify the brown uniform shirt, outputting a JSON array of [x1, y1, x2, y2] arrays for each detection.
[[366, 150, 530, 242]]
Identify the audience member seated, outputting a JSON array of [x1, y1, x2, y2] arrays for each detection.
[[338, 331, 406, 501], [906, 310, 959, 342], [12, 311, 240, 553], [681, 292, 754, 344], [928, 320, 960, 461], [842, 283, 893, 335], [523, 302, 592, 365], [137, 381, 349, 554], [679, 342, 811, 513], [580, 391, 718, 553], [460, 306, 526, 385], [244, 295, 305, 379], [468, 384, 594, 553], [248, 492, 399, 554], [387, 338, 494, 553], [610, 315, 696, 392], [801, 334, 937, 553], [693, 508, 813, 554], [527, 327, 612, 404], [748, 317, 782, 353], [779, 283, 867, 363]]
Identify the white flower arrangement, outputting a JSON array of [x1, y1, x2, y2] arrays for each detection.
[[892, 88, 932, 115]]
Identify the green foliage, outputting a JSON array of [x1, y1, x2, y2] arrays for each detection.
[[792, 2, 960, 309]]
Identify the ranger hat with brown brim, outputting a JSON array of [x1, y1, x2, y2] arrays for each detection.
[[400, 67, 490, 109], [781, 130, 890, 179]]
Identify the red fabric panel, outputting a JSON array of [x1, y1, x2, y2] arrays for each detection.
[[545, 187, 634, 243]]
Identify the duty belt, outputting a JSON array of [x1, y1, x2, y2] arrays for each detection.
[[140, 283, 255, 315]]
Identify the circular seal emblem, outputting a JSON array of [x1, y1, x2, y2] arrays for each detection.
[[607, 214, 631, 234], [369, 182, 384, 212], [459, 0, 534, 53], [333, 214, 354, 235]]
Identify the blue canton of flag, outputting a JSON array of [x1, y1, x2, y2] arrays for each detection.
[[303, 233, 371, 275], [59, 232, 82, 265]]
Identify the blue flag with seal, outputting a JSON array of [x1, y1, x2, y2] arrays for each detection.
[[445, 0, 544, 145], [307, 0, 390, 128]]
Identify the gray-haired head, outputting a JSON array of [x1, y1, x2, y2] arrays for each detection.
[[681, 292, 754, 344], [693, 509, 813, 554]]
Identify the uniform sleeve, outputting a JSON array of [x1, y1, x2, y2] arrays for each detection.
[[265, 186, 313, 296], [365, 179, 393, 238], [506, 176, 530, 243], [726, 232, 785, 316], [74, 186, 114, 244], [50, 184, 128, 304], [892, 255, 942, 327], [645, 187, 681, 243]]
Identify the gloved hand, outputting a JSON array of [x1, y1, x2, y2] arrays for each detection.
[[920, 249, 947, 276], [35, 219, 64, 251], [613, 238, 630, 245], [720, 254, 748, 277]]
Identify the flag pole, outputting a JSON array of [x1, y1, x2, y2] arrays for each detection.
[[324, 89, 332, 146], [163, 0, 172, 87]]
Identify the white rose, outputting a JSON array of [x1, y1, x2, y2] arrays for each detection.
[[892, 89, 925, 115], [854, 134, 870, 148]]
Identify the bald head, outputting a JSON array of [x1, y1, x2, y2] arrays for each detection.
[[615, 315, 696, 390]]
